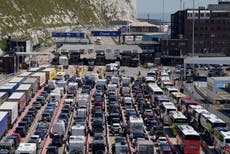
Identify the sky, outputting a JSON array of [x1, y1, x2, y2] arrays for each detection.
[[136, 0, 219, 14]]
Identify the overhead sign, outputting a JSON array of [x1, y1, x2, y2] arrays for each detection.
[[91, 31, 121, 37], [52, 32, 85, 38]]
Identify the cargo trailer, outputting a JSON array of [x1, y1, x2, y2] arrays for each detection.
[[42, 68, 56, 80], [0, 112, 9, 138], [69, 136, 85, 154], [136, 140, 154, 154], [0, 85, 16, 97], [0, 92, 8, 105], [23, 78, 38, 96], [17, 72, 32, 78], [8, 77, 25, 89], [71, 125, 85, 136], [8, 92, 26, 113], [31, 72, 46, 88], [16, 84, 33, 103], [0, 101, 18, 126]]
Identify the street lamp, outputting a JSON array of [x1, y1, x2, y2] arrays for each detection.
[[192, 0, 195, 56]]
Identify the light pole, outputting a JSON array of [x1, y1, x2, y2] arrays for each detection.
[[192, 0, 195, 56]]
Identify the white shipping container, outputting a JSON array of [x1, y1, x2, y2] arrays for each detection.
[[0, 101, 18, 125], [31, 72, 46, 87], [17, 72, 32, 78]]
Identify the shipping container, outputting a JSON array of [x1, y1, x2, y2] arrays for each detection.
[[0, 85, 15, 97], [0, 112, 9, 138], [31, 72, 46, 88], [0, 101, 18, 126], [16, 84, 33, 103], [8, 77, 25, 89], [17, 72, 32, 78], [8, 92, 26, 113], [5, 83, 18, 92], [0, 92, 8, 105], [23, 78, 38, 95], [42, 68, 56, 80], [27, 67, 41, 72]]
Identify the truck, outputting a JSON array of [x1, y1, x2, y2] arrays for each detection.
[[16, 84, 33, 103], [129, 117, 144, 135], [31, 72, 46, 88], [69, 136, 85, 154], [0, 84, 16, 97], [59, 56, 69, 69], [48, 80, 56, 90], [15, 143, 37, 154], [8, 92, 27, 113], [111, 77, 119, 85], [71, 125, 85, 136], [136, 140, 154, 154], [42, 68, 56, 80], [67, 82, 78, 95], [52, 119, 65, 137], [0, 112, 8, 138], [114, 142, 129, 154], [0, 92, 8, 105], [8, 77, 25, 89], [23, 78, 38, 95], [0, 101, 18, 126]]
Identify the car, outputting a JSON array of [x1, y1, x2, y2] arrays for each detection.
[[33, 101, 42, 109], [41, 112, 52, 122], [52, 134, 63, 147], [157, 137, 167, 146], [111, 123, 121, 134], [115, 136, 127, 143], [46, 145, 58, 154], [159, 142, 172, 154], [36, 95, 46, 105]]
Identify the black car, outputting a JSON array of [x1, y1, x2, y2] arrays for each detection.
[[52, 134, 63, 147], [46, 145, 58, 154]]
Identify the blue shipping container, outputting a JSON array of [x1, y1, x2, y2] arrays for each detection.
[[0, 112, 8, 138]]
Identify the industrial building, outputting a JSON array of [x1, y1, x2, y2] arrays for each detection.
[[170, 1, 230, 55]]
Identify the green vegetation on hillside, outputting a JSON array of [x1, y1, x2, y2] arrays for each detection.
[[0, 0, 107, 35]]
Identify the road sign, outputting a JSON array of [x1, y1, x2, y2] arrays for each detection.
[[52, 32, 85, 38], [91, 31, 121, 37]]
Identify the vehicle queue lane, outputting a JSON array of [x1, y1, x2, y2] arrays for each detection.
[[41, 93, 67, 154], [6, 88, 44, 137]]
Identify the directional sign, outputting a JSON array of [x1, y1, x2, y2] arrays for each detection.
[[52, 32, 85, 38], [91, 31, 121, 37]]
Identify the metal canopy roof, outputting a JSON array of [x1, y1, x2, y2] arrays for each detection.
[[15, 52, 50, 56], [184, 57, 230, 65]]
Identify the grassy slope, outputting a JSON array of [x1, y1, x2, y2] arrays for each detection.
[[0, 0, 102, 33]]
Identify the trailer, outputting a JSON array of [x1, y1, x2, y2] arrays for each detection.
[[115, 142, 129, 154], [16, 84, 33, 103], [59, 56, 69, 69], [0, 84, 16, 97], [0, 112, 9, 138], [42, 68, 56, 80], [17, 72, 32, 78], [23, 78, 38, 95], [8, 92, 26, 113], [0, 101, 18, 126], [15, 143, 37, 154], [69, 136, 85, 154], [129, 117, 144, 134], [136, 140, 154, 154], [31, 72, 46, 88], [0, 92, 8, 105], [8, 77, 25, 89], [52, 119, 65, 136]]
